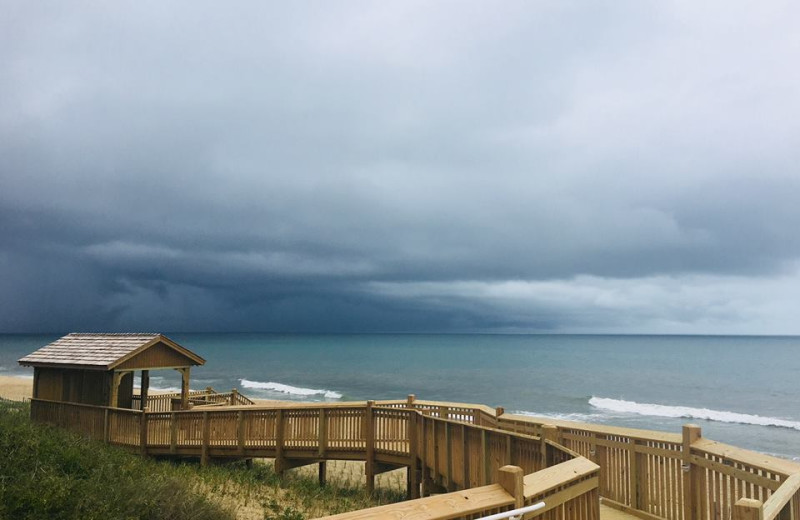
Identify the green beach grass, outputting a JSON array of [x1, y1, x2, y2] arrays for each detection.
[[0, 400, 404, 519]]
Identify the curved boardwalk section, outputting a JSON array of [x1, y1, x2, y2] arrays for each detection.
[[30, 396, 800, 520]]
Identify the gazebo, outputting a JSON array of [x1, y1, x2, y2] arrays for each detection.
[[18, 333, 205, 410]]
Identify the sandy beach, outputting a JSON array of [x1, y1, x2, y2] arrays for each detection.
[[0, 375, 33, 401], [0, 375, 286, 406]]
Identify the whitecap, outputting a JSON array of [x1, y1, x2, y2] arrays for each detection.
[[240, 379, 342, 399], [589, 397, 800, 431]]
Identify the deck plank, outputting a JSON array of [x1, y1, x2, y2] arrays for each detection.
[[600, 504, 642, 520]]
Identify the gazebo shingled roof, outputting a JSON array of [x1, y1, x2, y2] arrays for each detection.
[[18, 333, 205, 370], [19, 333, 205, 409]]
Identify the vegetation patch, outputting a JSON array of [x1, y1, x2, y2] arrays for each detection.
[[0, 401, 404, 519]]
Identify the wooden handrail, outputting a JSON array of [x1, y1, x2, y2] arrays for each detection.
[[319, 456, 600, 519], [319, 483, 516, 519], [761, 473, 800, 520], [692, 438, 798, 478], [31, 397, 142, 413], [499, 412, 682, 443]]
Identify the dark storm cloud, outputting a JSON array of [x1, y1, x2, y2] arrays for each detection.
[[2, 1, 800, 333]]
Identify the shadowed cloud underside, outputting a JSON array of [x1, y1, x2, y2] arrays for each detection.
[[1, 1, 800, 333]]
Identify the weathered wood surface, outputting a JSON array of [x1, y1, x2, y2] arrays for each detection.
[[318, 484, 515, 519], [18, 333, 204, 370], [320, 458, 602, 520]]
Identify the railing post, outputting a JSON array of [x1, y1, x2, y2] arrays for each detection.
[[433, 419, 440, 487], [683, 424, 702, 520], [445, 421, 453, 490], [317, 408, 329, 484], [407, 394, 416, 409], [170, 412, 177, 454], [734, 499, 764, 520], [231, 388, 238, 406], [408, 409, 420, 499], [365, 401, 375, 493], [495, 406, 505, 418], [482, 430, 490, 484], [275, 409, 285, 474], [139, 407, 149, 457], [541, 425, 559, 467], [462, 423, 470, 489], [237, 410, 245, 455], [421, 415, 430, 497], [629, 437, 639, 510], [201, 411, 210, 466], [318, 408, 328, 458], [103, 408, 109, 444], [498, 465, 525, 509]]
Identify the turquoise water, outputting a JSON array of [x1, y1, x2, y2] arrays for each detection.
[[2, 333, 799, 459]]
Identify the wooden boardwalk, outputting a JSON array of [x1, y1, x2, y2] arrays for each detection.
[[600, 504, 640, 520], [28, 396, 800, 520]]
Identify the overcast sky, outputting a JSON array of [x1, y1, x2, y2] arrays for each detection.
[[2, 1, 799, 334]]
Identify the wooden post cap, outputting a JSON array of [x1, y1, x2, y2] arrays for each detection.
[[683, 424, 701, 439], [407, 394, 416, 405], [495, 406, 505, 417], [542, 424, 558, 437], [497, 465, 524, 508], [733, 498, 764, 520]]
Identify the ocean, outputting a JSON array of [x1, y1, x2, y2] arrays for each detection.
[[2, 333, 799, 460]]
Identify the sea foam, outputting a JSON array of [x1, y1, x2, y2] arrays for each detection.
[[240, 379, 342, 399], [590, 397, 800, 431]]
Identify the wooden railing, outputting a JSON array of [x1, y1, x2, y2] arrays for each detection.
[[28, 397, 800, 520], [30, 397, 598, 519], [132, 387, 255, 411], [495, 412, 800, 520], [31, 399, 142, 447], [320, 457, 599, 520]]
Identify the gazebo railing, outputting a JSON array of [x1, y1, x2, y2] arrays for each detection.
[[132, 387, 255, 411]]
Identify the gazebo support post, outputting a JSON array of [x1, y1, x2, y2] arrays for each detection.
[[178, 367, 191, 410], [140, 370, 150, 410], [110, 371, 123, 408]]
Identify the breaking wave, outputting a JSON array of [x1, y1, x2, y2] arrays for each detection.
[[589, 397, 800, 431], [240, 379, 342, 400]]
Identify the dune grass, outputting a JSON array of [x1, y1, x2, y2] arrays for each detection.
[[0, 400, 405, 519], [0, 399, 232, 520]]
